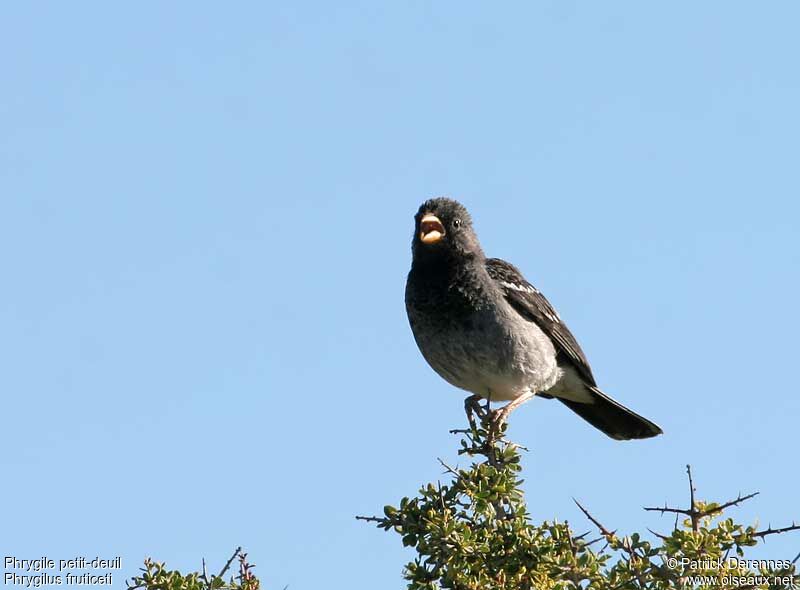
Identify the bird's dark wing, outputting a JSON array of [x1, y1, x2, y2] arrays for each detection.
[[485, 257, 596, 385]]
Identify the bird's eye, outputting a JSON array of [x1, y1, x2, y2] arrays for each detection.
[[453, 219, 462, 228]]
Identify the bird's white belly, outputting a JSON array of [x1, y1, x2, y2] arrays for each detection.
[[413, 307, 562, 401], [463, 366, 544, 402], [457, 344, 562, 401]]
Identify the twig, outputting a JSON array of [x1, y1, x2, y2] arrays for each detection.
[[201, 558, 211, 590], [643, 504, 694, 517], [237, 552, 257, 586], [647, 527, 669, 541], [565, 529, 585, 587], [574, 498, 643, 563], [584, 536, 606, 548], [437, 458, 459, 476], [644, 492, 759, 521], [752, 522, 800, 539], [450, 429, 527, 452], [573, 498, 616, 539], [355, 515, 385, 523], [705, 492, 760, 516], [687, 465, 697, 531], [218, 547, 242, 579]]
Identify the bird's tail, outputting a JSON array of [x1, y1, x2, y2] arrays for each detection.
[[557, 386, 662, 440]]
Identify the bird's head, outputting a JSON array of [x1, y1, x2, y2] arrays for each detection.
[[412, 197, 484, 263]]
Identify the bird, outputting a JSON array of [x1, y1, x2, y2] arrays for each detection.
[[404, 197, 662, 440]]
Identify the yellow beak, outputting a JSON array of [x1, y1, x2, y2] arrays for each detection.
[[420, 214, 445, 244]]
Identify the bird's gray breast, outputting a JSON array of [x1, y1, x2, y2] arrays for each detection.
[[405, 274, 561, 401]]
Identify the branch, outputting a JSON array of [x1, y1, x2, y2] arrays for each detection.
[[702, 492, 760, 517], [642, 505, 694, 517], [752, 522, 800, 539], [687, 465, 697, 531], [355, 515, 385, 523], [218, 547, 242, 579], [565, 531, 586, 587], [647, 527, 670, 541], [573, 498, 647, 565], [237, 552, 257, 586], [201, 558, 211, 590], [644, 487, 760, 526], [437, 458, 459, 476], [583, 536, 607, 549], [573, 498, 616, 539]]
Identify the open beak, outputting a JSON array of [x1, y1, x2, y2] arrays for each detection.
[[419, 214, 445, 244]]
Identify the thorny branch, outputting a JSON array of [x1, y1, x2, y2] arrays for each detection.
[[573, 499, 616, 540], [199, 547, 242, 590], [644, 465, 761, 533], [687, 464, 697, 531], [643, 466, 800, 548], [237, 552, 259, 588], [218, 547, 243, 580], [573, 499, 640, 558], [752, 522, 800, 539]]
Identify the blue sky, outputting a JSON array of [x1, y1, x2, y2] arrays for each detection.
[[2, 2, 798, 588]]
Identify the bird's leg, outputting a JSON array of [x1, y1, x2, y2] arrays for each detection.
[[463, 394, 485, 431], [491, 391, 536, 430]]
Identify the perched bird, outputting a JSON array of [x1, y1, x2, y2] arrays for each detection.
[[404, 197, 662, 440]]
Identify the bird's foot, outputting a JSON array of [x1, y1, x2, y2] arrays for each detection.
[[489, 407, 509, 427], [463, 394, 487, 431], [486, 408, 509, 440], [488, 392, 536, 436]]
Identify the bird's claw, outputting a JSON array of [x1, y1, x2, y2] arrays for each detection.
[[463, 395, 512, 439], [487, 408, 510, 437], [464, 395, 487, 430]]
